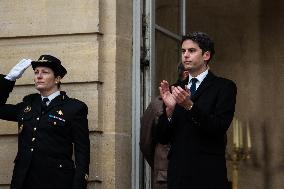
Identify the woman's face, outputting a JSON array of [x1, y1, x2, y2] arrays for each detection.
[[34, 66, 60, 95]]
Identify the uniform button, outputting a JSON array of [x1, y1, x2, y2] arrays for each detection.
[[36, 117, 39, 121], [31, 148, 34, 152], [85, 174, 89, 181], [34, 127, 37, 131], [18, 125, 23, 134], [59, 164, 62, 168], [32, 138, 35, 142], [21, 118, 24, 120], [54, 122, 57, 125]]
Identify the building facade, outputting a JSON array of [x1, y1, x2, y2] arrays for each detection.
[[0, 0, 284, 189]]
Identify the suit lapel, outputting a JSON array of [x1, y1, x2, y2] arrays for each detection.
[[191, 71, 217, 101]]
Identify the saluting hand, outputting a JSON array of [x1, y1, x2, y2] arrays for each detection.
[[5, 59, 32, 81]]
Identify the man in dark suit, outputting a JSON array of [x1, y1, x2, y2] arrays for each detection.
[[157, 32, 237, 189], [0, 55, 90, 189]]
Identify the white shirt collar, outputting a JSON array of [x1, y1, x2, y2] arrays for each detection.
[[41, 91, 61, 103], [188, 69, 209, 89]]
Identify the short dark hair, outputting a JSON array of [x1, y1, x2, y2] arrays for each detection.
[[181, 32, 215, 63]]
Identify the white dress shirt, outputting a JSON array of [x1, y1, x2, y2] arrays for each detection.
[[187, 69, 209, 91], [41, 91, 60, 106]]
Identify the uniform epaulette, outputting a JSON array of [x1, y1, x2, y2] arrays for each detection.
[[23, 93, 40, 102]]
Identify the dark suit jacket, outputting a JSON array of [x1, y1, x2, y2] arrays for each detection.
[[156, 71, 237, 189], [0, 75, 90, 189]]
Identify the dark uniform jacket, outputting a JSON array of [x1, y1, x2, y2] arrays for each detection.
[[156, 71, 237, 189], [0, 74, 90, 189]]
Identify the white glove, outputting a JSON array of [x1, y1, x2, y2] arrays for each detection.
[[5, 59, 32, 81]]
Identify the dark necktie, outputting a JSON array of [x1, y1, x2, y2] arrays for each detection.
[[190, 78, 198, 96], [41, 98, 49, 113]]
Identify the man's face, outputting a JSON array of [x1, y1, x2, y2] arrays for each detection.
[[181, 39, 210, 76], [34, 66, 59, 93]]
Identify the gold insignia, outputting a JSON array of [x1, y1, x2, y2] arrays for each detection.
[[24, 106, 31, 112], [38, 56, 48, 62], [84, 174, 89, 181], [57, 110, 64, 116]]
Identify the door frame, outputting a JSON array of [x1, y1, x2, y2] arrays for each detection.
[[132, 0, 187, 188], [132, 0, 143, 189]]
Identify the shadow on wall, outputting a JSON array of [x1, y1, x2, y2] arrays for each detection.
[[258, 0, 284, 188], [250, 121, 284, 189], [262, 123, 271, 189], [249, 121, 272, 189]]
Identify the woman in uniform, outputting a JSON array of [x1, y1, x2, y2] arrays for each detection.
[[0, 55, 90, 189]]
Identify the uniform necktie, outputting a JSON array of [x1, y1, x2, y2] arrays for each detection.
[[190, 78, 198, 96], [41, 98, 49, 113]]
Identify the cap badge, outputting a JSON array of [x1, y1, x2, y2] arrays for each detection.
[[38, 56, 48, 62]]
